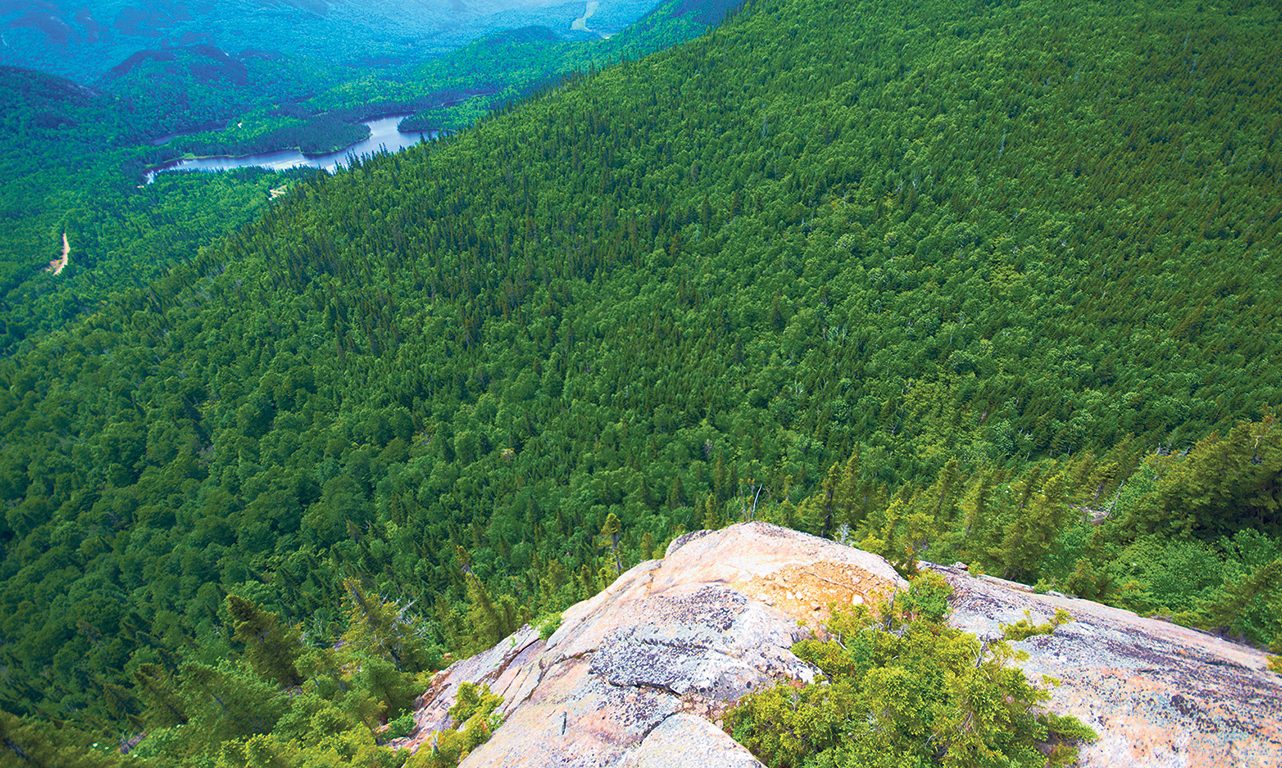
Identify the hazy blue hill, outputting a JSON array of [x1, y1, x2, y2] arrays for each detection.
[[670, 0, 743, 24], [0, 0, 660, 82]]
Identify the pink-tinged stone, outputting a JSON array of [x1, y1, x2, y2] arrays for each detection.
[[931, 564, 1282, 768], [394, 523, 1282, 767]]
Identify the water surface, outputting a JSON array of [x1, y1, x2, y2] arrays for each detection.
[[147, 115, 434, 182]]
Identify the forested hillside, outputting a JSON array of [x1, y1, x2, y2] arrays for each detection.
[[1, 0, 1280, 763], [0, 0, 728, 355], [0, 59, 316, 353]]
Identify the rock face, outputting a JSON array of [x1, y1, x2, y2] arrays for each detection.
[[394, 522, 904, 766], [930, 564, 1282, 768], [396, 523, 1282, 767]]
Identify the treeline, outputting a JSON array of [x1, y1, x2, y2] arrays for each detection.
[[168, 116, 372, 161], [1, 0, 1281, 758], [0, 585, 441, 767], [774, 415, 1282, 649]]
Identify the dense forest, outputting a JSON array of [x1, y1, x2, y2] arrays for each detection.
[[0, 0, 729, 357], [1, 0, 1280, 764], [314, 0, 730, 134]]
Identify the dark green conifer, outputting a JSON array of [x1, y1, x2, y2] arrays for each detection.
[[225, 596, 303, 688]]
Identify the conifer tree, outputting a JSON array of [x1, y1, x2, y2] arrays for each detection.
[[666, 475, 686, 510], [832, 450, 864, 529], [713, 455, 728, 501], [342, 579, 433, 672], [178, 662, 287, 749], [927, 458, 962, 523], [226, 595, 303, 688], [639, 531, 656, 560], [600, 512, 623, 575], [463, 574, 502, 652], [701, 495, 721, 530], [814, 462, 839, 538], [1000, 469, 1071, 583], [99, 679, 139, 731], [958, 470, 998, 562], [132, 663, 188, 729], [795, 495, 824, 537]]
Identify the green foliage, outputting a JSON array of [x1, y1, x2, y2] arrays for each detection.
[[0, 711, 141, 768], [1002, 609, 1074, 642], [226, 595, 304, 688], [536, 612, 564, 642], [114, 590, 436, 767], [1, 0, 1281, 757], [207, 726, 407, 768], [383, 713, 418, 742], [1196, 557, 1282, 646], [895, 570, 953, 624], [726, 574, 1096, 768], [404, 684, 502, 768], [176, 661, 290, 752], [805, 415, 1282, 649], [460, 575, 525, 655], [341, 580, 440, 674], [131, 663, 187, 731], [1122, 417, 1282, 538], [601, 511, 624, 575]]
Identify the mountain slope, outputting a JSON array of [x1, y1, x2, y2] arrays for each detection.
[[0, 0, 734, 356], [1, 0, 1280, 735]]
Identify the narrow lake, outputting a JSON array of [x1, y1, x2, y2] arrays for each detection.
[[146, 115, 435, 182]]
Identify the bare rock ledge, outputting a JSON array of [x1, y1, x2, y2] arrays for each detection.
[[392, 522, 1282, 767]]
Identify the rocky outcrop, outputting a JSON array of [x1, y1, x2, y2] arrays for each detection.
[[929, 564, 1282, 768], [623, 714, 763, 768], [396, 523, 1282, 767], [393, 522, 903, 766]]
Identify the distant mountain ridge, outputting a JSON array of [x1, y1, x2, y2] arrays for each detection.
[[0, 0, 659, 80]]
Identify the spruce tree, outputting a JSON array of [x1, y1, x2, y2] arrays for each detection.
[[600, 512, 623, 575], [177, 662, 287, 749], [132, 663, 188, 729], [225, 596, 304, 688], [463, 574, 503, 652], [832, 450, 864, 529], [701, 495, 721, 530], [342, 579, 433, 672], [1000, 469, 1071, 583]]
